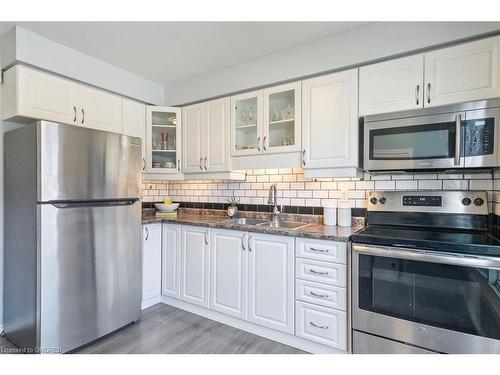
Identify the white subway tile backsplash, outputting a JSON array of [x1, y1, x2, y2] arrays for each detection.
[[143, 168, 498, 213], [443, 180, 468, 190]]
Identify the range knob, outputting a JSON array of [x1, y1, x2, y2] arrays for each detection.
[[461, 198, 472, 206], [379, 197, 387, 204], [474, 197, 485, 206], [370, 197, 378, 205]]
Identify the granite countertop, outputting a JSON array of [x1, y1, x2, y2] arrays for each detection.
[[142, 210, 363, 242]]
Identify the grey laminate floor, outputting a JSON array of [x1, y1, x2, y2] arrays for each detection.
[[0, 304, 305, 354]]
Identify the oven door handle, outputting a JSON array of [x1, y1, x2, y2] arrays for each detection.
[[352, 244, 500, 270]]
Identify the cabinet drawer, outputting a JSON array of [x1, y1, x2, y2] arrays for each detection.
[[296, 258, 346, 287], [296, 280, 346, 311], [296, 301, 347, 351], [296, 237, 347, 264]]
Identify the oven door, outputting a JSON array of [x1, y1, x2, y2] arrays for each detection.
[[364, 112, 464, 171], [352, 244, 500, 354]]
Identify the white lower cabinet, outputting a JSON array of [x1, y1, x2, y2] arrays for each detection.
[[180, 225, 210, 308], [296, 301, 347, 351], [247, 233, 295, 334], [162, 223, 181, 298], [142, 224, 162, 304], [210, 229, 247, 319]]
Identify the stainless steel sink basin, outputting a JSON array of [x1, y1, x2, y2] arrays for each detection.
[[257, 220, 307, 229], [221, 218, 269, 225]]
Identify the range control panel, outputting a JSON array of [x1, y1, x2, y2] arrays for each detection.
[[402, 195, 442, 207], [367, 190, 488, 215]]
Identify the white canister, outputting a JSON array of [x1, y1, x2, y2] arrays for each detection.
[[323, 206, 337, 226], [338, 202, 352, 227]]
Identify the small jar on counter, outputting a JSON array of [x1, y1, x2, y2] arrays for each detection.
[[338, 202, 352, 227]]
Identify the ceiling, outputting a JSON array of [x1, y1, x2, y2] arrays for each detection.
[[0, 22, 371, 85]]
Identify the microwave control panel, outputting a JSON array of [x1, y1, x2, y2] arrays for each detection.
[[464, 117, 494, 156]]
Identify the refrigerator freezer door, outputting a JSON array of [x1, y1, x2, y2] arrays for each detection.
[[38, 121, 141, 202], [39, 201, 142, 353]]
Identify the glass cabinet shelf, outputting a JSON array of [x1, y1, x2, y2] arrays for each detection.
[[146, 106, 181, 173]]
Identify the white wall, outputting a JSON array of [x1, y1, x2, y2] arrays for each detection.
[[1, 26, 165, 105], [165, 22, 500, 105]]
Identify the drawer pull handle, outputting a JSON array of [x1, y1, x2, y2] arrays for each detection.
[[310, 247, 328, 253], [309, 269, 328, 275], [310, 322, 329, 329], [310, 291, 329, 299]]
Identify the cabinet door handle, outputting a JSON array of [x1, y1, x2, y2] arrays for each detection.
[[310, 247, 328, 253], [73, 106, 77, 122], [142, 158, 146, 171], [257, 137, 261, 152], [309, 269, 328, 275], [310, 291, 329, 299], [310, 322, 329, 330], [144, 226, 149, 241], [177, 160, 180, 172], [415, 85, 420, 106], [81, 108, 85, 124], [455, 114, 461, 166], [204, 230, 209, 245], [302, 149, 306, 166], [263, 136, 267, 151], [427, 83, 431, 104], [241, 233, 246, 251], [248, 235, 252, 252], [199, 157, 203, 170], [204, 157, 208, 170]]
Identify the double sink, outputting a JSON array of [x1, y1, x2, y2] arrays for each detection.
[[221, 217, 308, 230]]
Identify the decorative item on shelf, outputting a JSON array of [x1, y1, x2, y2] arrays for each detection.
[[281, 138, 289, 146], [281, 104, 293, 120], [248, 105, 254, 123], [168, 116, 176, 125], [240, 112, 247, 125], [273, 107, 279, 121], [226, 196, 240, 218], [152, 162, 162, 168], [153, 137, 160, 150], [165, 160, 175, 168], [161, 132, 169, 150]]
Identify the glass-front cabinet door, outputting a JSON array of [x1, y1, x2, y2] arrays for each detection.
[[231, 90, 263, 156], [263, 82, 301, 154], [146, 106, 181, 174]]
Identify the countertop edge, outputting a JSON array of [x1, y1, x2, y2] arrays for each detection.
[[142, 216, 362, 242]]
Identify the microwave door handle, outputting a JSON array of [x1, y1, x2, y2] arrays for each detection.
[[454, 114, 461, 166]]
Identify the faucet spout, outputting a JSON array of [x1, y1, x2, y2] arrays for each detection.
[[268, 184, 281, 222]]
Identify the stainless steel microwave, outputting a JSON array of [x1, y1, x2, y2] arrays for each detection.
[[361, 99, 500, 172]]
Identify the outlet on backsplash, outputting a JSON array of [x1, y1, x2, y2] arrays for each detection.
[[340, 189, 349, 202]]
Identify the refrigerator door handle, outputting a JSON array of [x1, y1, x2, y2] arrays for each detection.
[[48, 199, 139, 209]]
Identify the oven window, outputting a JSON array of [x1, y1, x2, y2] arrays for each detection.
[[358, 254, 500, 340], [369, 122, 456, 160]]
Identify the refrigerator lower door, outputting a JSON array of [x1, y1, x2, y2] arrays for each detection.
[[39, 201, 141, 353]]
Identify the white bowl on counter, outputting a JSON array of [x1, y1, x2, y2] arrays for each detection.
[[154, 203, 180, 212]]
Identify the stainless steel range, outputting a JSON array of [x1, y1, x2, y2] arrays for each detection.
[[351, 190, 500, 354]]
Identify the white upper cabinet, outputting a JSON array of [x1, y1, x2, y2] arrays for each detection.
[[210, 229, 247, 320], [2, 65, 124, 133], [425, 36, 500, 107], [247, 233, 294, 334], [182, 104, 204, 173], [263, 82, 302, 154], [204, 97, 231, 172], [231, 90, 263, 156], [302, 69, 359, 170], [182, 98, 230, 173], [76, 86, 123, 133], [180, 226, 210, 308], [122, 98, 147, 171], [2, 65, 78, 124], [359, 54, 424, 116], [146, 106, 182, 174]]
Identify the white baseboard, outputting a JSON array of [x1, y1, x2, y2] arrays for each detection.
[[159, 296, 345, 354], [141, 295, 162, 310]]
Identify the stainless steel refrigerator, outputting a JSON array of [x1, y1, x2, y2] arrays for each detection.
[[4, 121, 142, 353]]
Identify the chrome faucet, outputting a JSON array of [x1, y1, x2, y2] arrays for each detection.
[[268, 184, 281, 222]]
